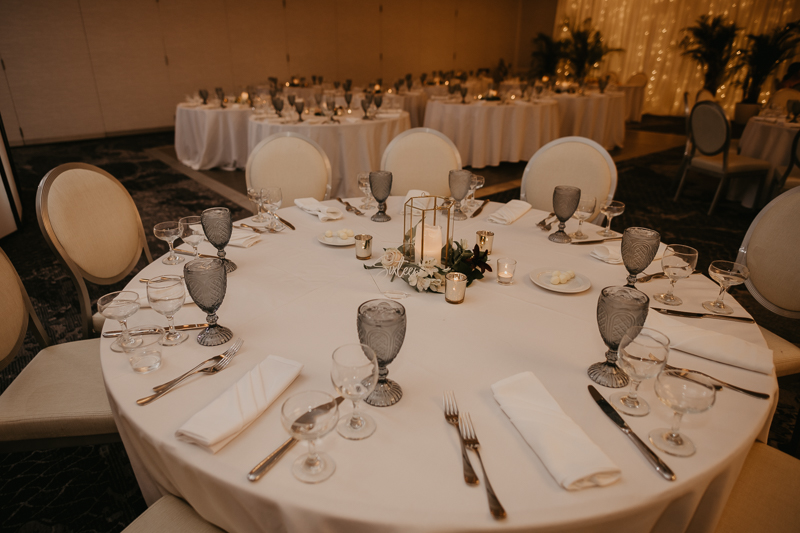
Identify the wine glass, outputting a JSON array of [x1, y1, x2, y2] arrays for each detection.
[[374, 94, 383, 115], [154, 221, 184, 265], [179, 216, 204, 257], [183, 257, 233, 346], [357, 172, 373, 209], [357, 299, 406, 407], [534, 83, 544, 100], [649, 369, 716, 457], [201, 207, 236, 273], [621, 227, 661, 287], [98, 291, 141, 352], [262, 187, 284, 230], [324, 94, 336, 121], [549, 186, 581, 243], [331, 343, 379, 439], [609, 326, 670, 416], [313, 92, 323, 110], [360, 98, 370, 119], [281, 390, 339, 483], [146, 275, 187, 346], [653, 245, 699, 306], [344, 92, 353, 111], [702, 260, 750, 315], [272, 96, 284, 117], [247, 188, 267, 222], [570, 195, 597, 240], [294, 99, 305, 122], [287, 93, 296, 107], [473, 175, 485, 203], [598, 200, 625, 237], [588, 286, 649, 388], [460, 85, 468, 104], [369, 171, 392, 222], [448, 169, 472, 221]]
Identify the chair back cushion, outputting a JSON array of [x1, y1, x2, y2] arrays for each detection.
[[381, 128, 461, 197], [0, 248, 27, 370], [689, 101, 728, 155]]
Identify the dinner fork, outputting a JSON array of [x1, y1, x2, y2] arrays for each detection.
[[235, 223, 276, 234], [537, 212, 557, 231], [442, 391, 479, 485], [459, 413, 507, 520], [336, 197, 365, 216], [152, 341, 242, 392], [636, 270, 700, 283]]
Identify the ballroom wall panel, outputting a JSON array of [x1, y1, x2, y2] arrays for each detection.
[[381, 0, 423, 84], [335, 0, 382, 85], [224, 0, 290, 89]]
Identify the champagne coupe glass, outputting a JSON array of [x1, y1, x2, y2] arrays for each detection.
[[146, 275, 187, 346], [598, 200, 625, 236], [344, 92, 353, 111], [247, 188, 267, 222], [154, 221, 184, 265], [649, 369, 716, 457], [609, 326, 670, 416], [179, 216, 204, 257], [588, 286, 649, 388], [331, 343, 379, 439], [357, 299, 406, 407], [448, 169, 472, 221], [369, 171, 392, 222], [653, 245, 699, 306], [262, 187, 284, 230], [621, 227, 661, 287], [294, 99, 305, 122], [549, 185, 581, 243], [272, 96, 284, 117], [360, 98, 370, 119], [569, 195, 597, 240], [99, 291, 142, 352], [357, 172, 373, 209], [201, 207, 236, 273], [281, 390, 339, 483], [702, 260, 750, 315], [183, 258, 233, 346]]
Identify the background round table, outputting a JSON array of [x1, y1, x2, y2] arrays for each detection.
[[175, 103, 252, 170], [551, 92, 627, 151]]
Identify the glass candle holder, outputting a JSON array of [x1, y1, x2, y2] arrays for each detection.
[[476, 230, 494, 255], [355, 234, 372, 260], [445, 272, 467, 304], [496, 258, 516, 285]]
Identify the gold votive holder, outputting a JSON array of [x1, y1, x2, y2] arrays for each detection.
[[476, 230, 494, 255], [496, 257, 516, 285], [355, 234, 372, 260], [445, 272, 467, 304]]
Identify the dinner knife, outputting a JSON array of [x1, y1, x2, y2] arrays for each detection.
[[247, 396, 345, 482], [570, 237, 623, 245], [103, 323, 208, 337], [274, 213, 295, 230], [336, 197, 365, 216], [470, 199, 489, 218], [588, 385, 676, 481], [651, 307, 755, 323], [174, 249, 218, 259]]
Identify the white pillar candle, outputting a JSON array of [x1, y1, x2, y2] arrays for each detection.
[[414, 224, 442, 266]]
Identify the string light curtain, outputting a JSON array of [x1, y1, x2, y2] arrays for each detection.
[[553, 0, 800, 116]]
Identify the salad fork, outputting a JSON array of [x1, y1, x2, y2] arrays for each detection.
[[442, 391, 479, 485], [459, 413, 506, 520]]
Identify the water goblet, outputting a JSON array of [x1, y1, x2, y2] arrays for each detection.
[[98, 291, 142, 352], [294, 99, 305, 122], [313, 92, 323, 109], [262, 187, 284, 230], [374, 94, 383, 114], [360, 98, 370, 119], [702, 260, 749, 315], [272, 96, 284, 117], [331, 343, 379, 439], [569, 195, 597, 240], [281, 390, 339, 483], [649, 369, 716, 457], [588, 286, 649, 388], [534, 83, 544, 100], [357, 172, 373, 209], [154, 221, 184, 265], [344, 92, 353, 111], [287, 93, 296, 107], [201, 207, 237, 273], [598, 200, 625, 236], [183, 258, 232, 346], [179, 216, 204, 257], [549, 186, 581, 243], [247, 188, 267, 222], [146, 275, 188, 346], [364, 92, 374, 107], [357, 299, 406, 407], [369, 171, 392, 222], [609, 326, 670, 416], [448, 169, 472, 221], [653, 245, 699, 306], [460, 85, 468, 104], [621, 227, 661, 287]]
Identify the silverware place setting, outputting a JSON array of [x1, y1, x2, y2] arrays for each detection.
[[336, 197, 365, 216], [442, 391, 479, 485], [459, 412, 507, 519], [664, 364, 769, 399]]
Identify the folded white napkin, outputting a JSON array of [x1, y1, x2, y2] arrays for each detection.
[[492, 372, 621, 490], [645, 312, 773, 374], [488, 200, 532, 225], [129, 285, 193, 308], [295, 197, 343, 221], [205, 228, 260, 248], [591, 242, 667, 265], [398, 190, 432, 214], [176, 355, 303, 453]]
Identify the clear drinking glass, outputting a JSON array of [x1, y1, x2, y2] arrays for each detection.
[[649, 369, 716, 457], [331, 343, 379, 439], [702, 260, 749, 315], [247, 188, 268, 222], [570, 195, 596, 240], [201, 207, 236, 273], [621, 227, 661, 287], [146, 275, 187, 346], [281, 390, 339, 483], [357, 172, 373, 209], [610, 326, 670, 416], [183, 257, 233, 346], [449, 169, 472, 221], [154, 221, 184, 265], [549, 185, 581, 243], [262, 187, 284, 230], [653, 245, 699, 306], [598, 200, 625, 236], [369, 171, 392, 222], [357, 299, 406, 407], [179, 216, 204, 257], [98, 291, 142, 352]]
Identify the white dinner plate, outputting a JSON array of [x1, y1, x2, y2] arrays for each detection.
[[529, 268, 591, 293], [317, 233, 355, 246]]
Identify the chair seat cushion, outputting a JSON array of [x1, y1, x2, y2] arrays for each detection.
[[0, 338, 117, 441], [123, 494, 224, 533], [760, 326, 800, 377], [692, 152, 771, 173]]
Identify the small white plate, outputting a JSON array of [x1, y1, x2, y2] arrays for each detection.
[[317, 233, 355, 246], [529, 268, 592, 293]]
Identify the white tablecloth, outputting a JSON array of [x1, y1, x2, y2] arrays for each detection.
[[247, 113, 410, 198], [552, 92, 627, 151], [102, 199, 776, 533], [618, 84, 646, 122], [175, 103, 253, 170], [423, 99, 560, 168], [332, 91, 428, 128]]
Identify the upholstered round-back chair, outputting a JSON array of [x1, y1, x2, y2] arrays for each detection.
[[626, 72, 647, 87], [769, 88, 800, 111], [380, 128, 462, 197]]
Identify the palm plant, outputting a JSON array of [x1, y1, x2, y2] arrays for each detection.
[[737, 22, 800, 104], [680, 15, 740, 95], [529, 33, 564, 79], [563, 18, 622, 83]]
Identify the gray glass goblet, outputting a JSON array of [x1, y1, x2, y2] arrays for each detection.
[[448, 169, 472, 221], [369, 171, 392, 222], [621, 227, 661, 287], [588, 286, 649, 388], [361, 98, 370, 119], [357, 299, 406, 407], [294, 100, 305, 122], [183, 258, 233, 347], [549, 185, 581, 244], [201, 207, 237, 273]]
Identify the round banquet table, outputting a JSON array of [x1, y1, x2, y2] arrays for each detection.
[[330, 91, 428, 128], [551, 92, 627, 151], [102, 199, 776, 533], [175, 103, 253, 170], [247, 112, 410, 199], [423, 99, 560, 168]]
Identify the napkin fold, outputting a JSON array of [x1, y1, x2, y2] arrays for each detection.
[[205, 228, 260, 248], [176, 355, 303, 453], [645, 312, 773, 374], [488, 200, 532, 225], [492, 372, 621, 491], [294, 198, 343, 221], [398, 190, 432, 214], [129, 285, 193, 308]]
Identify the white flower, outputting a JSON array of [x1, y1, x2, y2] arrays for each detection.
[[381, 248, 404, 269], [417, 276, 431, 291], [420, 257, 438, 276]]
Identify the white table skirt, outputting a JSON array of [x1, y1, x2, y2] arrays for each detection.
[[103, 199, 776, 533], [175, 103, 253, 171], [618, 84, 646, 122], [423, 100, 560, 168], [552, 92, 627, 151]]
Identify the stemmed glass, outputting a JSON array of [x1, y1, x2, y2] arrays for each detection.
[[357, 299, 406, 407], [272, 96, 284, 117], [99, 291, 141, 352], [247, 188, 267, 222], [374, 94, 383, 115], [448, 169, 472, 221], [649, 369, 716, 457], [179, 216, 204, 257], [534, 83, 544, 100], [262, 187, 284, 230], [570, 195, 596, 240], [183, 257, 233, 346], [360, 98, 370, 119], [653, 245, 699, 306], [201, 207, 236, 273], [294, 99, 305, 122], [598, 200, 625, 237], [281, 390, 339, 483], [467, 174, 485, 208], [344, 92, 353, 112], [287, 93, 296, 108], [369, 171, 392, 222], [460, 85, 468, 104], [702, 260, 750, 315], [473, 175, 485, 202], [324, 94, 336, 121], [146, 275, 187, 346], [621, 227, 661, 287], [154, 221, 184, 265], [331, 343, 379, 439], [588, 286, 649, 388], [549, 185, 581, 243], [357, 172, 373, 209], [609, 326, 670, 416]]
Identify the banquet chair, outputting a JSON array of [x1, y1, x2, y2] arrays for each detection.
[[520, 136, 617, 222], [380, 127, 462, 197], [768, 88, 800, 111], [768, 127, 800, 200], [696, 89, 716, 103], [246, 132, 331, 206], [673, 101, 769, 215], [0, 246, 117, 453], [626, 72, 646, 87], [122, 494, 223, 533], [37, 163, 153, 339]]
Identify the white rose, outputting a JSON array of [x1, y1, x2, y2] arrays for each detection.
[[381, 248, 404, 269]]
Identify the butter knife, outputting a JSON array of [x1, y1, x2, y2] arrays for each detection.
[[470, 199, 489, 218], [651, 307, 755, 323], [588, 385, 676, 481], [103, 323, 208, 337], [247, 396, 345, 482], [570, 237, 623, 245]]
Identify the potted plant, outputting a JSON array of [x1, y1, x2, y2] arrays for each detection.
[[529, 32, 564, 80], [679, 15, 740, 96], [562, 18, 622, 90]]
